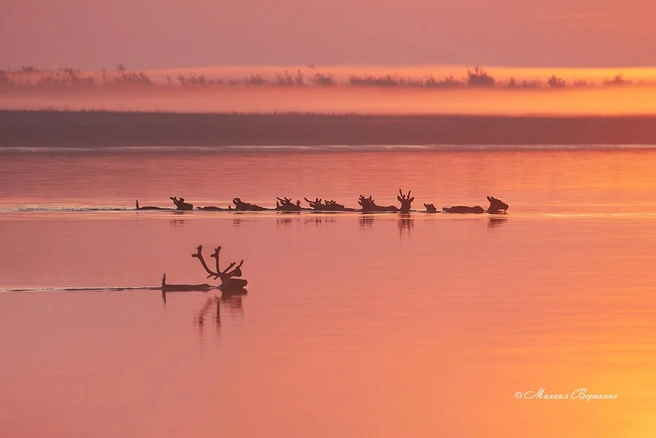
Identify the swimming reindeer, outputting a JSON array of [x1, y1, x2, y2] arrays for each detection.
[[276, 197, 302, 211], [136, 192, 509, 215], [358, 189, 413, 213], [442, 196, 509, 214], [192, 245, 248, 292], [304, 197, 349, 211], [136, 196, 193, 211], [229, 197, 267, 211]]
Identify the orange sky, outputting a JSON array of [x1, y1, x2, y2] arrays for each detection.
[[2, 0, 656, 69]]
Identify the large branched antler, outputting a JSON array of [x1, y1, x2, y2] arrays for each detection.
[[191, 245, 248, 291], [192, 245, 219, 278], [397, 189, 414, 213], [193, 245, 245, 281], [358, 195, 374, 208], [226, 260, 244, 277]]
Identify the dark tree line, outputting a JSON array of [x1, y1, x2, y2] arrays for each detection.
[[0, 65, 640, 90]]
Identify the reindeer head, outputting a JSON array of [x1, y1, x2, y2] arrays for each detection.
[[424, 203, 437, 213], [487, 196, 509, 214], [358, 195, 375, 209], [304, 197, 322, 209], [397, 189, 414, 213]]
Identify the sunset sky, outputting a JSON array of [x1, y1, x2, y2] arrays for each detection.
[[2, 0, 654, 69]]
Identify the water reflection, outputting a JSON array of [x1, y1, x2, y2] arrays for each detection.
[[304, 216, 336, 227], [397, 214, 414, 236], [359, 214, 375, 229], [161, 289, 247, 336], [221, 293, 245, 319], [488, 217, 509, 230], [277, 217, 298, 227], [193, 293, 246, 343], [170, 219, 185, 227], [4, 149, 656, 437], [195, 296, 222, 325]]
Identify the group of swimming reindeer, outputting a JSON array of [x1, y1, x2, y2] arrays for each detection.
[[137, 191, 509, 214], [158, 192, 508, 294]]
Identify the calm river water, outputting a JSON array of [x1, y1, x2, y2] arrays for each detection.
[[1, 147, 656, 437]]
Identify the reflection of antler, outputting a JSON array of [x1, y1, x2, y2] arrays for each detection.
[[196, 296, 220, 325]]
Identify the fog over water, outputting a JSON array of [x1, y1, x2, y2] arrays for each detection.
[[3, 66, 656, 114]]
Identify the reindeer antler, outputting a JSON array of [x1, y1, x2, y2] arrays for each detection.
[[191, 245, 248, 290], [397, 189, 413, 201], [191, 245, 245, 280], [304, 197, 323, 209], [210, 246, 222, 277], [397, 189, 414, 213], [224, 260, 244, 277], [222, 262, 236, 274], [192, 245, 219, 278]]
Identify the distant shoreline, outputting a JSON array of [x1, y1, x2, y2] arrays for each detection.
[[3, 109, 656, 147]]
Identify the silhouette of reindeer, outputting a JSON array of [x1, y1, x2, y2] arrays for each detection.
[[160, 273, 213, 292], [358, 189, 413, 212], [443, 196, 509, 214], [230, 197, 266, 211], [424, 203, 438, 213], [304, 197, 347, 211], [170, 197, 193, 210], [276, 197, 302, 211], [192, 245, 248, 292], [397, 189, 414, 213], [136, 196, 193, 210], [135, 200, 164, 210], [358, 195, 398, 212]]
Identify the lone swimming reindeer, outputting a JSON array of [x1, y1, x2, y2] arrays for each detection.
[[192, 245, 248, 292], [161, 245, 248, 294]]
